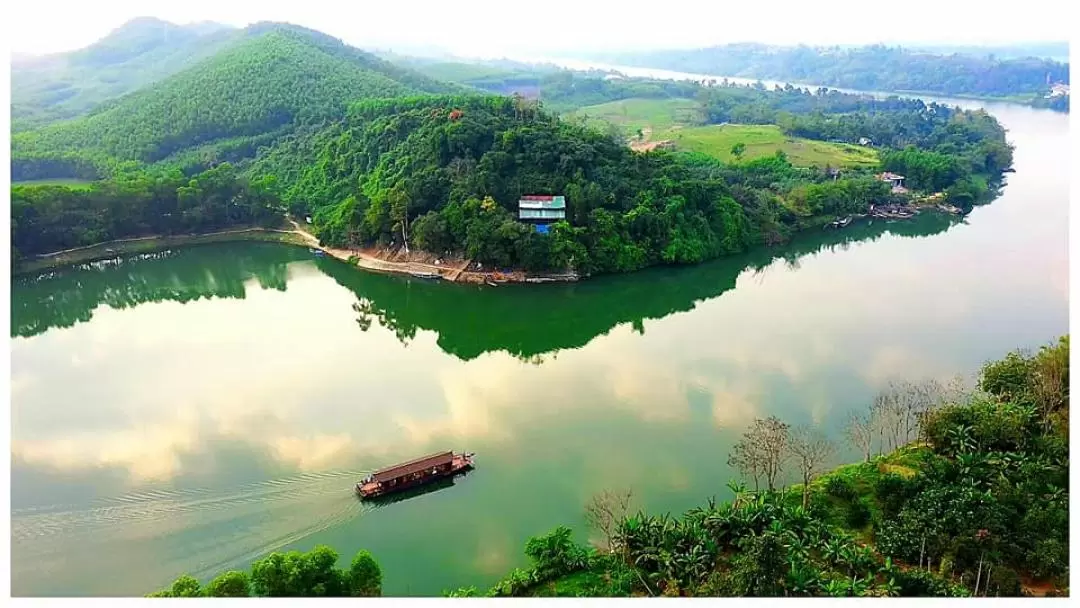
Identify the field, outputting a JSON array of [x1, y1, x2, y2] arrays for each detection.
[[662, 124, 880, 168], [565, 98, 704, 133], [569, 98, 880, 168], [13, 178, 96, 188]]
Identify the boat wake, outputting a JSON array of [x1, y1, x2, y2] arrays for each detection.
[[11, 469, 375, 591]]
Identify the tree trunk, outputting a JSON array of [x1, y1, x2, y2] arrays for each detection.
[[974, 553, 984, 596], [802, 472, 811, 509], [919, 536, 925, 570]]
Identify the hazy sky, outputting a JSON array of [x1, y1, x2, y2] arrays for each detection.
[[6, 0, 1073, 58]]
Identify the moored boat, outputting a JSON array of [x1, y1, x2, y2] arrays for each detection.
[[355, 451, 475, 499], [409, 271, 441, 280]]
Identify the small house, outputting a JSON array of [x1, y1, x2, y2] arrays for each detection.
[[858, 137, 873, 146], [519, 195, 566, 232], [878, 172, 907, 194], [1047, 83, 1070, 98]]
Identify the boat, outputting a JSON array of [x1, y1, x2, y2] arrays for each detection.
[[355, 451, 475, 500], [409, 271, 441, 280]]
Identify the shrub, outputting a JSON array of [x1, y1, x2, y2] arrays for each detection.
[[488, 568, 539, 597], [524, 526, 591, 582], [874, 473, 918, 519], [1026, 539, 1068, 581], [988, 567, 1022, 597], [346, 550, 382, 597], [845, 498, 871, 529], [205, 571, 250, 597], [824, 476, 857, 501]]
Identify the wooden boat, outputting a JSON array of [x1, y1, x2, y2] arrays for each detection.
[[409, 271, 441, 280], [355, 451, 475, 500]]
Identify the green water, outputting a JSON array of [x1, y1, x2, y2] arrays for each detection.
[[9, 101, 1068, 596]]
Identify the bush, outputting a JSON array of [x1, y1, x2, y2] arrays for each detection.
[[488, 568, 539, 597], [824, 476, 857, 501], [205, 571, 250, 597], [988, 567, 1022, 597], [523, 526, 591, 582], [1026, 539, 1068, 581], [346, 550, 382, 597], [874, 473, 917, 519], [845, 499, 871, 529]]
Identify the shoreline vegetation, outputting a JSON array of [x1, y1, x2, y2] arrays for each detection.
[[595, 43, 1070, 113], [11, 24, 1014, 284], [147, 337, 1069, 598]]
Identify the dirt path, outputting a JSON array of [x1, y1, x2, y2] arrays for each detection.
[[287, 219, 472, 281]]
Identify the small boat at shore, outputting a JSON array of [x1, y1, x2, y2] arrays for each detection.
[[409, 271, 441, 280], [356, 451, 475, 500]]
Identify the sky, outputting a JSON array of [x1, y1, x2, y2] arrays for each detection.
[[5, 0, 1074, 59]]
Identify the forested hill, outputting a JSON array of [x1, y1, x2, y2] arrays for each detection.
[[250, 89, 1010, 277], [11, 18, 240, 131], [11, 23, 463, 180], [598, 44, 1070, 110]]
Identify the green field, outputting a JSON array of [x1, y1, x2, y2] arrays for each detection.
[[662, 124, 880, 168], [566, 98, 704, 133], [570, 98, 880, 169], [13, 178, 96, 188]]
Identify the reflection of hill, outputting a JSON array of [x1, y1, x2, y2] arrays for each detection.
[[10, 243, 309, 338], [320, 212, 962, 361], [11, 213, 960, 349]]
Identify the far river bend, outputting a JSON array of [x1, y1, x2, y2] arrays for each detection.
[[9, 73, 1068, 596]]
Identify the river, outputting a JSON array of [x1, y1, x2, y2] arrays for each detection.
[[8, 73, 1068, 596]]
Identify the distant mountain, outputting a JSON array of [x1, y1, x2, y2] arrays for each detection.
[[12, 22, 463, 179], [11, 17, 240, 130], [904, 42, 1069, 62], [590, 43, 1069, 107]]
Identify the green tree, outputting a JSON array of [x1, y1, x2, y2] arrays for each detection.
[[346, 550, 382, 597]]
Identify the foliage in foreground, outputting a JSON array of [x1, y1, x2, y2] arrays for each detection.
[[457, 336, 1068, 598], [148, 545, 381, 597]]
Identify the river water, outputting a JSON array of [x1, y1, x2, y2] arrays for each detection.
[[8, 73, 1069, 596]]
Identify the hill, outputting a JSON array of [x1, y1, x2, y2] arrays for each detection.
[[11, 22, 463, 180], [250, 88, 1008, 277], [11, 17, 239, 130], [598, 43, 1070, 111]]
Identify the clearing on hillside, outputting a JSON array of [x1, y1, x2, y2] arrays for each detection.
[[566, 98, 705, 133], [662, 124, 879, 168], [12, 178, 96, 188], [570, 97, 879, 169]]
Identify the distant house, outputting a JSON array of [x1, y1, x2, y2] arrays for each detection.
[[878, 172, 907, 194], [519, 195, 566, 232], [1047, 83, 1070, 98], [858, 137, 873, 146]]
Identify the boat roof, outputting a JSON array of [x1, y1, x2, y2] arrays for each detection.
[[372, 451, 454, 483]]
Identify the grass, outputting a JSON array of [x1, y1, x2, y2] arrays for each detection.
[[568, 98, 880, 169], [12, 178, 95, 188], [661, 124, 880, 168], [529, 569, 613, 597], [566, 98, 705, 133], [410, 61, 520, 84]]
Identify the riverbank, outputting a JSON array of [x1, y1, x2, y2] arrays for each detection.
[[287, 220, 580, 285], [13, 226, 310, 275]]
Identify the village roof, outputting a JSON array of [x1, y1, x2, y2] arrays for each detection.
[[879, 171, 905, 180], [372, 451, 454, 483], [519, 195, 566, 209]]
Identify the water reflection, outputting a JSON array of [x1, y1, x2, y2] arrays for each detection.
[[12, 213, 962, 358]]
